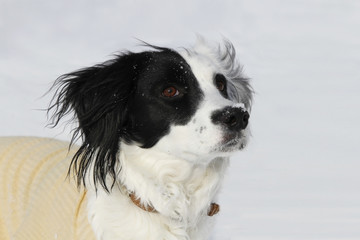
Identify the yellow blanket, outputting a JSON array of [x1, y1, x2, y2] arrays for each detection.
[[0, 137, 96, 240]]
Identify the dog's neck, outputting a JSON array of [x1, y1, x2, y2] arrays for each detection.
[[117, 143, 228, 221], [86, 143, 229, 239], [128, 191, 220, 216]]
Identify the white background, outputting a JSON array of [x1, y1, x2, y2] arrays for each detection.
[[1, 0, 359, 239]]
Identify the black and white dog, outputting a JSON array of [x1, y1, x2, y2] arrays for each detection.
[[49, 38, 253, 240]]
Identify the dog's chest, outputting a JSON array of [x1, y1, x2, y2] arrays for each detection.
[[87, 157, 229, 240]]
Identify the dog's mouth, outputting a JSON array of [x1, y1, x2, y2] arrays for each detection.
[[215, 132, 247, 152], [222, 133, 239, 145]]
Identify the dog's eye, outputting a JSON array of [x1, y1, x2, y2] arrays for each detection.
[[162, 87, 179, 98], [215, 74, 227, 92], [216, 79, 225, 92], [214, 74, 229, 99]]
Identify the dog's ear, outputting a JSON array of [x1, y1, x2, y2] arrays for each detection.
[[48, 53, 139, 191]]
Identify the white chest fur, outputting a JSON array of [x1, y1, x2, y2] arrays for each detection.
[[86, 144, 229, 240]]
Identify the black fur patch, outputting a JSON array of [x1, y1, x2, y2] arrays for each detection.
[[48, 46, 203, 191]]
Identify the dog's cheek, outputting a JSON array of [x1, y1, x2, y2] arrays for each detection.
[[150, 118, 223, 162]]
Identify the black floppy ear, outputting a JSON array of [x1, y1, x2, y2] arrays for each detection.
[[48, 54, 138, 191]]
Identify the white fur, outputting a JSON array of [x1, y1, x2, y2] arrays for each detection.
[[87, 146, 229, 240], [85, 40, 250, 240]]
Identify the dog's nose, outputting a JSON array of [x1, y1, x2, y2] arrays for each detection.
[[212, 107, 249, 131]]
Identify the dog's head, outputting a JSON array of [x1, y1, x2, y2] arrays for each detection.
[[49, 39, 253, 190]]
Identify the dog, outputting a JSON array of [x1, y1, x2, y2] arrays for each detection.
[[0, 38, 252, 240]]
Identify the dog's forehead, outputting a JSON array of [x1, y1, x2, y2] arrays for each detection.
[[179, 48, 220, 85], [177, 55, 225, 103]]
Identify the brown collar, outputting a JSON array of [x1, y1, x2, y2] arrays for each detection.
[[129, 193, 157, 213], [129, 193, 220, 216]]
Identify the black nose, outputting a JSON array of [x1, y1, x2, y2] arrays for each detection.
[[211, 107, 249, 131]]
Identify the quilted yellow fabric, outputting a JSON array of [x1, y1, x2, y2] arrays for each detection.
[[0, 137, 96, 240]]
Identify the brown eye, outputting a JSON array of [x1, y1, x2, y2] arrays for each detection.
[[162, 86, 179, 97], [215, 74, 227, 92], [216, 79, 225, 91]]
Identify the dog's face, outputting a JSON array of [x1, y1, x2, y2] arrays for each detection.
[[49, 39, 252, 189], [127, 46, 251, 163]]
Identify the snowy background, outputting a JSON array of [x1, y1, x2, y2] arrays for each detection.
[[1, 0, 360, 239]]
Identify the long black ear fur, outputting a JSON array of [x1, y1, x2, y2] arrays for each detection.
[[48, 53, 140, 192]]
